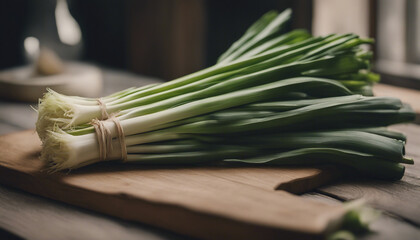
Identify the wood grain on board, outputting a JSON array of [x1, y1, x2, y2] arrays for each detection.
[[0, 130, 345, 240]]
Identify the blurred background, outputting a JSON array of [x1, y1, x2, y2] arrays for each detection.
[[0, 0, 418, 86]]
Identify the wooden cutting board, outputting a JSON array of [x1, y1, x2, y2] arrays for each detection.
[[0, 130, 346, 240]]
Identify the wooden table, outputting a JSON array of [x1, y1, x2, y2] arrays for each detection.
[[1, 68, 419, 240]]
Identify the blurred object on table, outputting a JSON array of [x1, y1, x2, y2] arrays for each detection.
[[35, 48, 65, 76], [0, 53, 102, 102], [21, 0, 83, 63], [0, 0, 102, 102]]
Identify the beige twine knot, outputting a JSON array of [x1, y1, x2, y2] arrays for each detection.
[[91, 115, 127, 162], [96, 98, 110, 120]]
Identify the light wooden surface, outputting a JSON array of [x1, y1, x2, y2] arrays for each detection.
[[0, 69, 420, 239], [374, 84, 420, 122], [374, 84, 420, 113], [0, 130, 345, 240]]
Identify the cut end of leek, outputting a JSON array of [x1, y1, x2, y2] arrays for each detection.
[[40, 129, 99, 171], [40, 129, 73, 171], [402, 156, 414, 164], [36, 89, 76, 141]]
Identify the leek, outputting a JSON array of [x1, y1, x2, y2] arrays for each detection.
[[36, 9, 415, 180]]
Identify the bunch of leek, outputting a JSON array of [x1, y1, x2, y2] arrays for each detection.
[[36, 9, 377, 139], [36, 9, 414, 180]]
